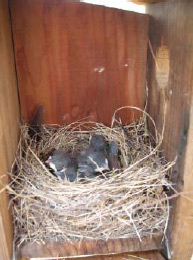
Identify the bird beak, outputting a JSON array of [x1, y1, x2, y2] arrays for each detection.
[[45, 157, 58, 172], [49, 162, 57, 172], [103, 158, 110, 170], [45, 156, 51, 164], [95, 159, 109, 172]]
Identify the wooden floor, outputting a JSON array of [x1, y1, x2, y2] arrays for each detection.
[[22, 251, 165, 260]]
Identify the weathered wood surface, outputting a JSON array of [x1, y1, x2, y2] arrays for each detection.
[[146, 1, 193, 260], [170, 100, 193, 260], [10, 0, 148, 125], [19, 233, 163, 258], [0, 0, 20, 259]]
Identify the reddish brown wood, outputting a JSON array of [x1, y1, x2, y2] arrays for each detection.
[[10, 0, 148, 125], [0, 0, 20, 259], [19, 233, 163, 258]]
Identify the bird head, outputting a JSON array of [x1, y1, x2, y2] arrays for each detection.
[[45, 149, 70, 172], [90, 134, 106, 151], [109, 141, 119, 156]]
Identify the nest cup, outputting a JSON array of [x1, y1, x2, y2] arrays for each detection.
[[8, 108, 175, 246]]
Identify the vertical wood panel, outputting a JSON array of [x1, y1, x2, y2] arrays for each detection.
[[10, 0, 148, 125], [171, 99, 193, 260], [0, 0, 20, 259], [146, 1, 193, 260]]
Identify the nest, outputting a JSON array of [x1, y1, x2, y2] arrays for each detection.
[[8, 111, 175, 246]]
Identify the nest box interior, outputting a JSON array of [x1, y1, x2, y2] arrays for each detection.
[[0, 0, 193, 260]]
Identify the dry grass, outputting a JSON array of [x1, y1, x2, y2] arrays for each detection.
[[7, 111, 175, 246]]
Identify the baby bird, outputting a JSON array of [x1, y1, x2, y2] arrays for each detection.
[[46, 148, 71, 172], [90, 134, 106, 151], [77, 134, 109, 179], [108, 141, 119, 171], [62, 157, 78, 182], [45, 148, 77, 182]]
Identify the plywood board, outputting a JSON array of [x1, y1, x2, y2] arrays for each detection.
[[10, 0, 148, 125]]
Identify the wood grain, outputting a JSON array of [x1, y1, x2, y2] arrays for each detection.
[[0, 0, 20, 259], [65, 251, 166, 260], [170, 100, 193, 260], [10, 0, 148, 125], [146, 1, 193, 260], [19, 233, 163, 258], [21, 251, 165, 260]]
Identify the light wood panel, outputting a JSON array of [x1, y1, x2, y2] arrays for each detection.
[[146, 1, 193, 260], [21, 251, 165, 260], [0, 0, 20, 259], [10, 0, 148, 125], [65, 251, 166, 260], [19, 233, 163, 258]]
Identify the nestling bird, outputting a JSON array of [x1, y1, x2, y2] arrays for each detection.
[[61, 157, 78, 182], [90, 134, 106, 151], [77, 134, 109, 178], [108, 140, 119, 171], [45, 148, 78, 182]]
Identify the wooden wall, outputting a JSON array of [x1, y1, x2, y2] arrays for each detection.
[[0, 0, 20, 259], [10, 0, 149, 125], [146, 1, 193, 260], [1, 0, 193, 259]]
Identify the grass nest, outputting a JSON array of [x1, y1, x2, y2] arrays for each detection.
[[8, 110, 175, 246]]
